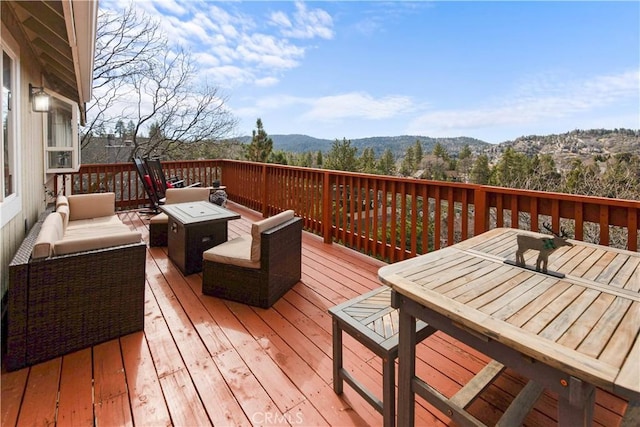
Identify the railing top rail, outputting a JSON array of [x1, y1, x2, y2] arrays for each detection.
[[477, 184, 640, 208]]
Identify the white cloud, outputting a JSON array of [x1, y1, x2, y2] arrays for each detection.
[[255, 77, 280, 87], [270, 11, 292, 29], [193, 52, 220, 68], [270, 1, 334, 39], [153, 0, 189, 17], [204, 65, 255, 88], [236, 34, 304, 69], [303, 93, 416, 121]]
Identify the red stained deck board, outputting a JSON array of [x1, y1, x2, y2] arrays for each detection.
[[159, 368, 212, 427], [93, 339, 133, 426], [0, 367, 28, 425], [57, 348, 93, 426], [120, 332, 172, 427], [212, 347, 288, 426], [195, 298, 307, 415], [16, 358, 60, 426]]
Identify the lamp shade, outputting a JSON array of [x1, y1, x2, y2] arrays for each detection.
[[29, 84, 50, 112], [32, 89, 50, 112]]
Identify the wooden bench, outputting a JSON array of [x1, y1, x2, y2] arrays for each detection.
[[330, 286, 547, 427], [329, 286, 435, 427]]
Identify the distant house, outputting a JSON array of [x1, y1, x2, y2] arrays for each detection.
[[1, 1, 97, 327]]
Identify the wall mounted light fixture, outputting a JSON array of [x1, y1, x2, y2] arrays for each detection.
[[29, 83, 50, 112]]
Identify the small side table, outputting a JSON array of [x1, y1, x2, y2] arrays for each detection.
[[329, 286, 435, 427], [160, 201, 240, 275]]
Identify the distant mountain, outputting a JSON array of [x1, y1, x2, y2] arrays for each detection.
[[493, 128, 639, 168], [237, 134, 491, 158]]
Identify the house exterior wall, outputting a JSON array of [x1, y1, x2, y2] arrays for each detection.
[[1, 5, 54, 311]]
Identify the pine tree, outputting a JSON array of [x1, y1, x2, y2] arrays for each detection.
[[246, 118, 273, 163], [400, 146, 415, 176], [413, 140, 423, 170], [325, 138, 358, 171], [490, 147, 530, 188], [359, 147, 377, 174], [457, 144, 473, 182], [114, 120, 125, 139], [126, 120, 136, 139], [432, 142, 449, 161], [470, 155, 491, 184], [377, 149, 395, 175]]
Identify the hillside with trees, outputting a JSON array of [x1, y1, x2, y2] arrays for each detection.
[[236, 134, 490, 159], [252, 128, 639, 201]]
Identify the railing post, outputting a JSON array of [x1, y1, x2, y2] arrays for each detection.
[[474, 186, 489, 236], [323, 171, 332, 244], [261, 164, 268, 217]]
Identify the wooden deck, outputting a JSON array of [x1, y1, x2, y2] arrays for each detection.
[[1, 202, 632, 426]]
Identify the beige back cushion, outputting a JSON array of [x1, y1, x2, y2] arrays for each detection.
[[56, 195, 69, 208], [165, 187, 210, 204], [250, 210, 295, 261], [56, 204, 70, 230], [68, 192, 116, 220], [32, 212, 64, 259]]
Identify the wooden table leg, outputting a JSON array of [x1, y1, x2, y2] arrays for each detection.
[[396, 294, 417, 427], [558, 377, 595, 427], [332, 318, 343, 394]]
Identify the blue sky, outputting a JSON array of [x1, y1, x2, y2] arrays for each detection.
[[103, 1, 639, 144]]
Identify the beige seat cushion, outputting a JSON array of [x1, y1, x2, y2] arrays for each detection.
[[65, 215, 123, 230], [68, 192, 116, 221], [32, 212, 64, 259], [250, 210, 295, 261], [54, 230, 142, 256], [203, 235, 259, 269], [63, 223, 133, 239], [149, 212, 168, 224]]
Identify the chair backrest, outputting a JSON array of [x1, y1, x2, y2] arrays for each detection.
[[250, 210, 295, 261], [144, 158, 169, 199], [133, 157, 161, 209]]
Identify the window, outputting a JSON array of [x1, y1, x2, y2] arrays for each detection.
[[45, 93, 80, 173], [2, 51, 15, 198], [1, 30, 21, 227]]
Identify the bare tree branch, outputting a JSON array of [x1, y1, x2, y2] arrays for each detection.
[[81, 2, 237, 161]]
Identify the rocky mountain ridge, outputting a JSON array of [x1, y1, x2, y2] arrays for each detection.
[[491, 128, 639, 168]]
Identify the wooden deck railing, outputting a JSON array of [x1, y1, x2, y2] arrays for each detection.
[[66, 160, 640, 262]]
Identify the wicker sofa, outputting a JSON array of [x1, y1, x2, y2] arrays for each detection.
[[6, 193, 146, 371], [202, 210, 302, 308]]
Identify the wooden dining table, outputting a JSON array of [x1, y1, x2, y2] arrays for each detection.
[[379, 227, 639, 426]]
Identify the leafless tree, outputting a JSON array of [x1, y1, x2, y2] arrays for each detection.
[[82, 3, 237, 160]]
